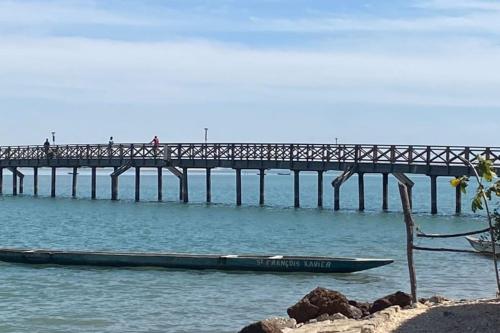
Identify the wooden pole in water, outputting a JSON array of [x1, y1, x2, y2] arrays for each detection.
[[317, 171, 323, 208], [294, 170, 300, 208], [33, 167, 38, 196], [259, 169, 265, 205], [157, 167, 163, 202], [12, 167, 17, 196], [430, 175, 438, 214], [358, 172, 365, 211], [182, 167, 188, 203], [135, 167, 140, 202], [455, 179, 462, 215], [206, 168, 211, 203], [50, 167, 56, 197], [91, 167, 97, 200], [236, 168, 242, 206], [72, 167, 78, 198], [398, 183, 417, 304], [382, 173, 388, 211], [0, 167, 3, 195]]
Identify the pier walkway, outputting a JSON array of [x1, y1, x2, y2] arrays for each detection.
[[0, 143, 498, 214]]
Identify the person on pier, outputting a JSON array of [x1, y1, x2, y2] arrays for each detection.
[[150, 136, 160, 156], [107, 136, 114, 157], [43, 138, 52, 159]]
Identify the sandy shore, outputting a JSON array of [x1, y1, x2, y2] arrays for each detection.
[[280, 298, 500, 333]]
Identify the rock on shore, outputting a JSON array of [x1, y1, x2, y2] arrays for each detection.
[[239, 287, 500, 333]]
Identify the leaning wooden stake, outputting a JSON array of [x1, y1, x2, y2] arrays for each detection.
[[398, 183, 417, 303]]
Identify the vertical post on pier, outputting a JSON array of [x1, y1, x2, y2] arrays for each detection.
[[135, 166, 141, 202], [111, 174, 118, 201], [206, 168, 211, 203], [157, 167, 163, 202], [91, 167, 97, 200], [72, 167, 78, 198], [358, 172, 365, 211], [455, 178, 462, 215], [179, 178, 183, 201], [12, 167, 17, 196], [0, 167, 3, 195], [259, 169, 265, 205], [382, 173, 389, 211], [50, 167, 56, 197], [334, 185, 340, 211], [19, 173, 24, 194], [317, 171, 323, 208], [236, 168, 242, 206], [430, 175, 438, 215], [294, 170, 300, 208], [182, 167, 189, 203], [33, 167, 38, 196]]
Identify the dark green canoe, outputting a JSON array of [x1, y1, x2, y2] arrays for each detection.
[[0, 248, 393, 273]]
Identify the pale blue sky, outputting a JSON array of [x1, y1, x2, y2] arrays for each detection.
[[0, 0, 499, 145]]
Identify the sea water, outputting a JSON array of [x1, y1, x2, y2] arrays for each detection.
[[0, 170, 496, 332]]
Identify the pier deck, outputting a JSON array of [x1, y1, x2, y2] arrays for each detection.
[[0, 143, 498, 213]]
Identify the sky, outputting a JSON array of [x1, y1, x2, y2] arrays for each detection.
[[0, 0, 499, 146]]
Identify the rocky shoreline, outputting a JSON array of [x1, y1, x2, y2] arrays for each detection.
[[239, 287, 500, 333]]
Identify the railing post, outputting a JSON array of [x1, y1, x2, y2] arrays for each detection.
[[0, 167, 3, 195], [408, 145, 413, 164], [354, 145, 360, 163]]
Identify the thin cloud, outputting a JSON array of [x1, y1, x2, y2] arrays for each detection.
[[1, 36, 500, 108]]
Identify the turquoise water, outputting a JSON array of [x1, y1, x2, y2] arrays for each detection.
[[0, 170, 497, 332]]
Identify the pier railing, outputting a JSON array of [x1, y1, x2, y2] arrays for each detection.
[[0, 143, 499, 167]]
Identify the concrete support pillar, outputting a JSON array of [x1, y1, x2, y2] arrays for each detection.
[[12, 167, 18, 196], [430, 175, 438, 215], [135, 167, 141, 202], [358, 172, 365, 211], [455, 178, 462, 215], [0, 167, 3, 195], [157, 167, 163, 202], [206, 168, 211, 203], [111, 175, 118, 201], [179, 178, 183, 201], [259, 169, 265, 205], [382, 173, 388, 211], [19, 174, 24, 194], [182, 167, 189, 203], [72, 167, 78, 198], [50, 167, 56, 197], [294, 170, 300, 208], [236, 168, 242, 206], [317, 171, 323, 208], [91, 167, 97, 200], [334, 185, 340, 211], [33, 167, 38, 196]]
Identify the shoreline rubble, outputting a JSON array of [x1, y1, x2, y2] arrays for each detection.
[[239, 287, 500, 333]]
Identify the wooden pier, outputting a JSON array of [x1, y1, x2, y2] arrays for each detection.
[[0, 143, 499, 214]]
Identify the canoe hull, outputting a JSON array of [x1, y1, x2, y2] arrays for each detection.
[[465, 236, 500, 254], [0, 248, 393, 273]]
